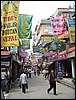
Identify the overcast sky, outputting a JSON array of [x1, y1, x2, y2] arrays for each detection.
[[1, 1, 74, 52], [1, 1, 74, 32], [18, 1, 75, 52], [19, 1, 74, 33]]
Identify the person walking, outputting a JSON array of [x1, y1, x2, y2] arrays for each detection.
[[47, 69, 56, 94], [20, 71, 28, 94]]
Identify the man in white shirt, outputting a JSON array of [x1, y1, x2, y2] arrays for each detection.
[[20, 71, 28, 93]]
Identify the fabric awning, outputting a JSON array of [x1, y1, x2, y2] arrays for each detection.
[[1, 51, 10, 56]]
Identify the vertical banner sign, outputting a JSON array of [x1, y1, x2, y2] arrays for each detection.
[[50, 16, 66, 35], [58, 63, 63, 77], [18, 14, 33, 39], [1, 1, 20, 47], [68, 19, 75, 43]]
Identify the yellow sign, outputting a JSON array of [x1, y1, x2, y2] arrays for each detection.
[[41, 36, 52, 42], [1, 1, 20, 47], [70, 26, 75, 43]]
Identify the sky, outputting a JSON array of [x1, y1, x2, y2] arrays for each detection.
[[1, 1, 74, 33], [1, 1, 74, 53], [19, 1, 74, 33], [19, 1, 74, 53]]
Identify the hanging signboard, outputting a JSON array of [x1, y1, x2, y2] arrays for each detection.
[[1, 1, 20, 47], [68, 19, 75, 43], [1, 57, 11, 69], [21, 39, 30, 50], [58, 63, 63, 77], [50, 16, 66, 35], [33, 46, 40, 53]]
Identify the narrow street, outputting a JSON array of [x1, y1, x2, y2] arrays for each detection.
[[5, 73, 75, 99], [1, 1, 75, 99]]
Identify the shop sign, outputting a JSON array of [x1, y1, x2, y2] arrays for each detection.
[[1, 61, 10, 66], [68, 19, 75, 43], [33, 46, 40, 53], [58, 63, 63, 77]]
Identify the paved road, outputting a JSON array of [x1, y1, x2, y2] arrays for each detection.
[[5, 74, 75, 99]]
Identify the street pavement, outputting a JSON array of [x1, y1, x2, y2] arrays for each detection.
[[4, 73, 75, 99]]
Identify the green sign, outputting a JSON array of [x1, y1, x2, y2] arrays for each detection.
[[21, 39, 30, 50], [18, 14, 33, 39]]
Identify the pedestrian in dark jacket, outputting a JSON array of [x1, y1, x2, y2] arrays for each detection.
[[47, 69, 56, 94]]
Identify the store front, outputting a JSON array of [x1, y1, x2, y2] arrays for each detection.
[[59, 59, 72, 78], [1, 51, 11, 92], [1, 51, 11, 79], [11, 53, 18, 82]]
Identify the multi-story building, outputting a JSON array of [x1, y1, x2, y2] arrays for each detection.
[[34, 7, 75, 47], [33, 7, 75, 78], [35, 19, 53, 47]]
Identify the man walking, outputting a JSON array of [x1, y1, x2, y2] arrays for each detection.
[[20, 71, 28, 93], [47, 69, 56, 94]]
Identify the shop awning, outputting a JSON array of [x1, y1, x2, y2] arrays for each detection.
[[1, 51, 10, 56], [67, 50, 75, 59]]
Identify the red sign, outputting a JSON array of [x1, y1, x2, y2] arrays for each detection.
[[50, 16, 66, 35]]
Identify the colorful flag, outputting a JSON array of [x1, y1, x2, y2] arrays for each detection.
[[18, 14, 33, 39], [50, 16, 66, 35], [1, 1, 20, 47]]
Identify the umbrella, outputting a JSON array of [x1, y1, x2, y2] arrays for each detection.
[[19, 50, 29, 58]]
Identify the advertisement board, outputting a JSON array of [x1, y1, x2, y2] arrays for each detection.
[[68, 19, 75, 43], [1, 1, 20, 46], [33, 46, 40, 53], [58, 63, 63, 77]]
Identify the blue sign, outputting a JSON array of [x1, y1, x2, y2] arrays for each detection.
[[1, 65, 6, 68], [33, 46, 40, 53], [68, 19, 75, 27], [58, 63, 62, 77], [1, 57, 10, 68]]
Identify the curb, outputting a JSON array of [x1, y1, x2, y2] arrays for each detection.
[[57, 80, 75, 89]]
